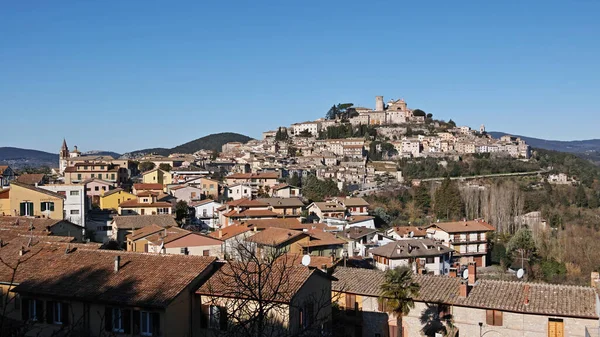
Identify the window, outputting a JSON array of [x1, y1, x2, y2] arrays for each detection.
[[102, 186, 106, 191], [29, 299, 38, 321], [112, 308, 124, 332], [91, 174, 95, 178], [111, 174, 115, 180], [53, 302, 62, 324], [70, 190, 79, 196], [98, 174, 102, 179], [19, 202, 34, 216], [70, 210, 80, 215], [209, 305, 220, 329], [140, 311, 151, 336], [158, 208, 169, 214], [203, 250, 209, 256], [180, 247, 189, 255], [41, 202, 55, 212], [100, 165, 105, 170], [77, 174, 82, 181], [210, 184, 214, 189], [426, 257, 435, 264], [95, 186, 99, 191], [202, 209, 208, 217], [84, 166, 88, 170], [345, 294, 356, 314], [486, 310, 503, 326]]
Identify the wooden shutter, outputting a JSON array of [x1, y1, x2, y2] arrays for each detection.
[[36, 300, 44, 321], [548, 320, 564, 337], [133, 310, 140, 335], [46, 301, 54, 324], [151, 313, 160, 336], [219, 307, 228, 331], [62, 303, 69, 326], [22, 298, 30, 321], [494, 310, 503, 326], [20, 203, 25, 216], [485, 310, 494, 325], [123, 309, 131, 334], [200, 304, 209, 328], [104, 307, 112, 331]]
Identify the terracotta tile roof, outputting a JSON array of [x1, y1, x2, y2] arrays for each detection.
[[196, 261, 316, 303], [0, 165, 9, 171], [0, 217, 73, 231], [225, 198, 269, 208], [342, 226, 377, 240], [10, 181, 65, 199], [144, 227, 191, 244], [301, 229, 345, 248], [392, 226, 427, 237], [256, 197, 305, 208], [246, 227, 307, 246], [118, 200, 172, 208], [9, 245, 216, 308], [190, 199, 218, 207], [230, 209, 279, 218], [208, 224, 252, 240], [271, 183, 292, 191], [235, 218, 306, 230], [310, 201, 346, 212], [348, 215, 374, 224], [135, 191, 159, 197], [15, 174, 46, 185], [82, 178, 115, 186], [101, 188, 126, 197], [133, 183, 163, 191], [285, 254, 338, 269], [428, 220, 495, 233], [226, 172, 279, 180], [370, 239, 453, 258], [112, 215, 177, 230], [337, 197, 369, 207], [332, 267, 598, 319], [129, 224, 166, 241]]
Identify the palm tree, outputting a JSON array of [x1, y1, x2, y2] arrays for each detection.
[[379, 266, 421, 337]]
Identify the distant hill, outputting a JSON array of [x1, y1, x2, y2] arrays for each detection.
[[489, 132, 600, 163], [83, 150, 121, 158], [125, 132, 253, 157], [0, 147, 58, 169]]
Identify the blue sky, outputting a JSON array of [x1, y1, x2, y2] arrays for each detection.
[[1, 1, 598, 153]]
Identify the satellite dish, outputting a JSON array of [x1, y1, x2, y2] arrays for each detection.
[[301, 255, 311, 267], [462, 269, 469, 280], [517, 268, 525, 279], [408, 231, 414, 238]]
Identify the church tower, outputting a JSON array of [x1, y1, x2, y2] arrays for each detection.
[[59, 139, 69, 175]]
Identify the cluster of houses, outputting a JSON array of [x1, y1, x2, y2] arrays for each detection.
[[0, 215, 597, 337]]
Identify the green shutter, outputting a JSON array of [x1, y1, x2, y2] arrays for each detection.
[[41, 203, 46, 212], [50, 202, 54, 212], [20, 203, 26, 216]]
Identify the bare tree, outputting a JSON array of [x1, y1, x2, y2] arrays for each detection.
[[201, 238, 332, 337]]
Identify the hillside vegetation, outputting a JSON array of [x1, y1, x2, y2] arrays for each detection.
[[126, 132, 253, 156]]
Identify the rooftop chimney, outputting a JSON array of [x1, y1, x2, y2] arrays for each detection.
[[218, 229, 223, 239], [459, 280, 468, 298], [449, 268, 458, 278], [523, 285, 530, 305], [468, 262, 477, 285], [114, 256, 121, 273]]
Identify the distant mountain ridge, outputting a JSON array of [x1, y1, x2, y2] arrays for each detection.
[[489, 132, 600, 162], [124, 132, 253, 157], [0, 147, 58, 169]]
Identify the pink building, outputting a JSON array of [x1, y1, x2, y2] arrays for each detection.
[[84, 178, 117, 205]]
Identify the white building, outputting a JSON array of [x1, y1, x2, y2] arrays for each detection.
[[370, 239, 453, 275], [225, 183, 252, 201], [190, 199, 222, 229], [39, 184, 87, 227], [291, 121, 321, 137]]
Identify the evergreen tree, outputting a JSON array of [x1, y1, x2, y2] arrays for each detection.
[[575, 184, 589, 208], [433, 178, 464, 220], [413, 184, 431, 213]]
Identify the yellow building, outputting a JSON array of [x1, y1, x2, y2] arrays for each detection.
[[99, 188, 136, 210], [142, 168, 172, 186], [8, 182, 64, 219], [118, 192, 172, 216]]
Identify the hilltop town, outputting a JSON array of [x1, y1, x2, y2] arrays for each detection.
[[1, 96, 598, 337]]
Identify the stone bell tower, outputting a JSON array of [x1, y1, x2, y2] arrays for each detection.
[[59, 139, 69, 175]]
